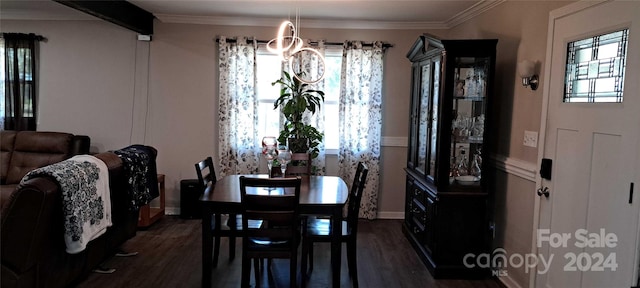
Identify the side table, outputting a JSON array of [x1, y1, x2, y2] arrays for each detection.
[[138, 174, 165, 228]]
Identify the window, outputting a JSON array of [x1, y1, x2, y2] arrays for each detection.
[[0, 39, 4, 130], [256, 47, 342, 151], [564, 29, 628, 103], [0, 33, 39, 131]]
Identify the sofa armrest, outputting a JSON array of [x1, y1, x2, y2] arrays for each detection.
[[93, 152, 131, 223], [1, 178, 60, 276]]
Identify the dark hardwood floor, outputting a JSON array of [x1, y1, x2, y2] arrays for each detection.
[[75, 216, 504, 288]]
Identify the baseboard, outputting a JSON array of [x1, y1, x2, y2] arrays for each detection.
[[168, 206, 404, 221], [497, 274, 524, 288], [376, 211, 404, 219], [166, 207, 180, 216]]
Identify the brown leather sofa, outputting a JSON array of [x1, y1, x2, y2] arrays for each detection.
[[0, 131, 143, 288]]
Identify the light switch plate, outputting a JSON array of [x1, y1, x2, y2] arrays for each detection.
[[524, 130, 538, 148]]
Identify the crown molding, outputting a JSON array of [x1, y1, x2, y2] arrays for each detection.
[[156, 14, 451, 30], [3, 0, 506, 30], [155, 0, 506, 30], [446, 0, 506, 28]]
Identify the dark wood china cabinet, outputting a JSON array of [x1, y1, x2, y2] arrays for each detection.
[[403, 34, 497, 279]]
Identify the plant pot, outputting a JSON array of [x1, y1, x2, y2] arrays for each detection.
[[288, 138, 309, 153]]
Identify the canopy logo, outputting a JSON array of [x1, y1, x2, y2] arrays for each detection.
[[463, 228, 619, 276], [463, 248, 550, 276]]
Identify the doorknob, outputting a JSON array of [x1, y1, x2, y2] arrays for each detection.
[[537, 186, 550, 198]]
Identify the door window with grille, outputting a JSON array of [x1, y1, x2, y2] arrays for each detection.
[[564, 29, 628, 103]]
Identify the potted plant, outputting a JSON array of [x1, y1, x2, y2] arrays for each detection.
[[271, 71, 325, 159]]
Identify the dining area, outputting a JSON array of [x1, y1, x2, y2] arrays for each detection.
[[198, 142, 369, 288]]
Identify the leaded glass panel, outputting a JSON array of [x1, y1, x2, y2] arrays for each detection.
[[564, 29, 628, 103]]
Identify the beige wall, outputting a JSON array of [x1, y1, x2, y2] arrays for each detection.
[[1, 20, 140, 152], [2, 2, 575, 287], [447, 1, 568, 163]]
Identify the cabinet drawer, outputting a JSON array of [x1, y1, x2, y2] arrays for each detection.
[[409, 198, 427, 226], [410, 186, 425, 205]]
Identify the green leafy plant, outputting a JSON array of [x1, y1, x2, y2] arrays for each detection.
[[272, 71, 325, 159]]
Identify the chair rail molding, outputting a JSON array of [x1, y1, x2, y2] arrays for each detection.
[[490, 154, 537, 182], [381, 136, 407, 147]]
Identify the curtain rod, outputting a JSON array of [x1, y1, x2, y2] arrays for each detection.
[[216, 37, 393, 49], [1, 33, 47, 42]]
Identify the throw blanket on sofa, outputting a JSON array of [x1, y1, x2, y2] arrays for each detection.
[[113, 145, 159, 211], [20, 155, 112, 254]]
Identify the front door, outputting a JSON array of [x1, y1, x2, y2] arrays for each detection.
[[536, 1, 640, 287]]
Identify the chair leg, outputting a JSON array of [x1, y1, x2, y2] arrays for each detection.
[[241, 256, 251, 288], [253, 258, 260, 287], [291, 250, 298, 288], [228, 214, 237, 261], [213, 236, 221, 268], [266, 258, 273, 280], [229, 236, 236, 262], [301, 239, 309, 287], [213, 213, 222, 267], [308, 243, 314, 273], [347, 239, 358, 288]]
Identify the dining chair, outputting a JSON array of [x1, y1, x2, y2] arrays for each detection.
[[195, 156, 242, 267], [285, 152, 312, 176], [239, 176, 302, 288], [300, 162, 369, 288]]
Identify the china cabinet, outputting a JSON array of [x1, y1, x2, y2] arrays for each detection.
[[403, 34, 497, 278]]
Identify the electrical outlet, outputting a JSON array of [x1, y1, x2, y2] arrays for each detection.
[[523, 130, 538, 148]]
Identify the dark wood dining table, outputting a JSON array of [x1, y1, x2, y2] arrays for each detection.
[[200, 174, 349, 288]]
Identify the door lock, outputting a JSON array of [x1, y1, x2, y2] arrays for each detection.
[[540, 158, 552, 180], [537, 186, 550, 198]]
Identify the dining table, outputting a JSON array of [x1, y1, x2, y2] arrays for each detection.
[[200, 174, 349, 288]]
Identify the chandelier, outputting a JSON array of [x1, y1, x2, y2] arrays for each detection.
[[266, 12, 325, 84]]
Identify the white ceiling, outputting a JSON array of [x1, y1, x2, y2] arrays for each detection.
[[1, 0, 505, 30]]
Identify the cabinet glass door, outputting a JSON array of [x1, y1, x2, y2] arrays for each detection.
[[428, 58, 440, 180], [416, 61, 431, 175], [450, 56, 489, 186], [408, 65, 419, 170]]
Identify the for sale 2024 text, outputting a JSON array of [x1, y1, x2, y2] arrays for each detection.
[[538, 228, 618, 272]]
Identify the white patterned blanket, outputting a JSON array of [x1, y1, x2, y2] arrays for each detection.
[[20, 155, 112, 254]]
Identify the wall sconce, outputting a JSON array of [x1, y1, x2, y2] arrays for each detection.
[[518, 60, 539, 90]]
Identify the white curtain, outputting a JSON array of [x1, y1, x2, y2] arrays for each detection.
[[285, 39, 326, 175], [338, 41, 384, 219], [218, 36, 260, 176]]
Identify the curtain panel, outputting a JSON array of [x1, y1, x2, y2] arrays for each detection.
[[217, 36, 261, 176], [338, 41, 384, 219], [2, 33, 41, 131]]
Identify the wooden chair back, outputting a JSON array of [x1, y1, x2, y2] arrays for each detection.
[[239, 176, 302, 288], [240, 177, 302, 239], [195, 156, 216, 191], [285, 153, 312, 176], [346, 162, 369, 231]]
